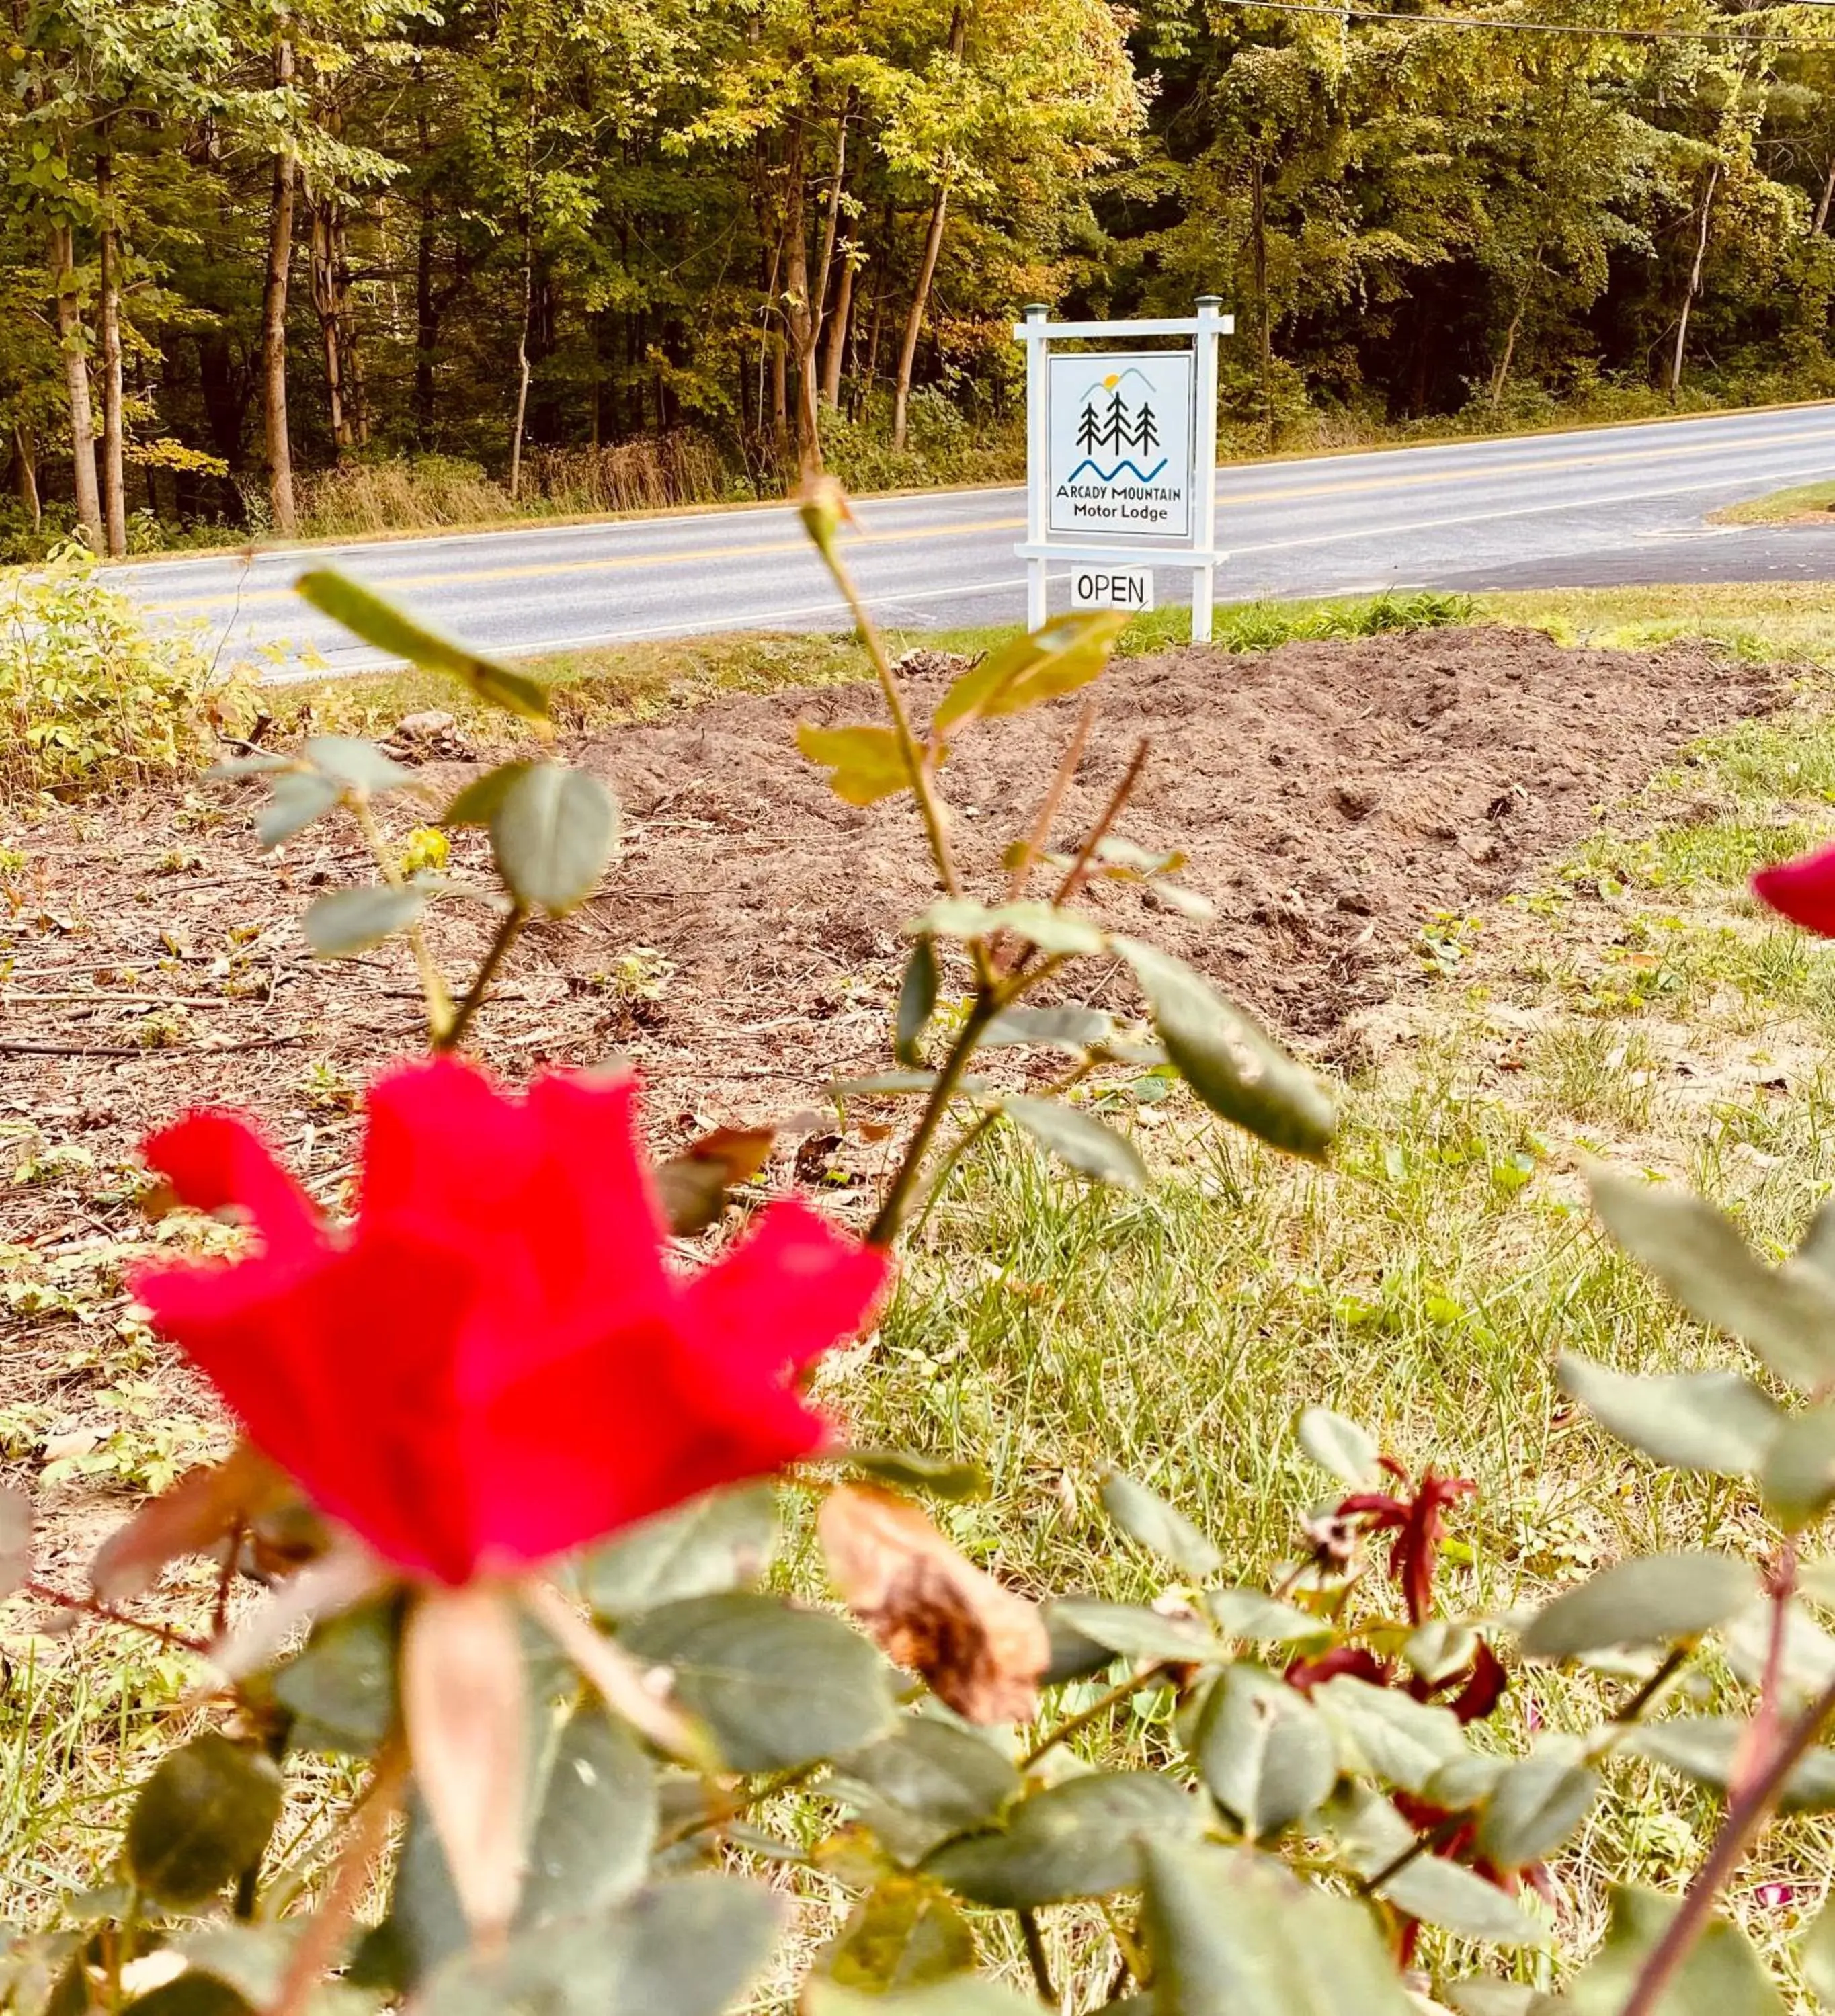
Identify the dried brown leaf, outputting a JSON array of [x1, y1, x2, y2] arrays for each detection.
[[90, 1442, 294, 1603], [401, 1583, 530, 1944], [817, 1484, 1048, 1725], [653, 1126, 778, 1236]]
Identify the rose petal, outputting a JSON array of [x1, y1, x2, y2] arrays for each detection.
[[1754, 844, 1835, 937], [142, 1111, 321, 1258]]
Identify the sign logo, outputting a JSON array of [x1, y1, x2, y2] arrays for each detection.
[[1047, 351, 1193, 540]]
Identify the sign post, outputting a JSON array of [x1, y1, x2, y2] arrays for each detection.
[[1014, 297, 1231, 642]]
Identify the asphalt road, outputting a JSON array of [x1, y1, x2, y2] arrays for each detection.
[[113, 401, 1835, 678]]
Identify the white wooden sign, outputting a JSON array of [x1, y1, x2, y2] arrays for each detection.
[[1048, 353, 1193, 539], [1070, 566, 1153, 612], [1014, 298, 1232, 643]]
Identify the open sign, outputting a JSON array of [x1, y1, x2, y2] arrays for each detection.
[[1070, 567, 1153, 612]]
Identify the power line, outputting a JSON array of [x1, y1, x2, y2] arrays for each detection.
[[1209, 0, 1835, 47]]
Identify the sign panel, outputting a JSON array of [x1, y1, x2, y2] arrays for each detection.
[[1047, 351, 1194, 539], [1070, 566, 1153, 612]]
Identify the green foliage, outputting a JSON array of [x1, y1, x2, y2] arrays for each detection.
[[0, 554, 252, 801]]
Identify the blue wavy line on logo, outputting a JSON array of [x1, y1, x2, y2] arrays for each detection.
[[1062, 458, 1169, 484]]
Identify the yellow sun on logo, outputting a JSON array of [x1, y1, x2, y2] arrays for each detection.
[[1102, 374, 1120, 388]]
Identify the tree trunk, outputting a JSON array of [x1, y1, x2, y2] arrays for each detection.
[[891, 175, 950, 454], [414, 107, 438, 439], [1251, 155, 1274, 453], [892, 6, 964, 455], [50, 223, 103, 550], [262, 34, 298, 534], [1490, 300, 1525, 407], [508, 219, 534, 501], [1668, 160, 1720, 398], [309, 198, 352, 452], [783, 134, 823, 480], [821, 251, 854, 407], [96, 140, 127, 557], [10, 424, 40, 530], [1816, 157, 1835, 235]]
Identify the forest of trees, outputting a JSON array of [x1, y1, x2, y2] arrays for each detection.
[[7, 0, 1835, 555]]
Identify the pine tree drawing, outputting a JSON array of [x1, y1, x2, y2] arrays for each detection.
[[1076, 403, 1103, 454], [1102, 390, 1129, 453], [1131, 402, 1159, 454]]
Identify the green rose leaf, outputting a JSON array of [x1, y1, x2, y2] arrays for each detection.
[[489, 763, 620, 913], [932, 610, 1128, 732], [1114, 938, 1335, 1159], [1295, 1406, 1381, 1488], [1801, 1888, 1835, 2005], [909, 898, 1106, 958], [1000, 1095, 1147, 1188], [1760, 1405, 1835, 1529], [618, 1592, 898, 1771], [255, 770, 341, 849], [817, 1878, 977, 1993], [443, 761, 534, 827], [296, 571, 550, 724], [415, 1875, 780, 2016], [1473, 1758, 1598, 1870], [1556, 1355, 1782, 1477], [303, 885, 427, 958], [922, 1771, 1202, 1908], [386, 1695, 661, 1987], [805, 1980, 1042, 2016], [981, 1006, 1115, 1053], [1048, 1598, 1231, 1666], [842, 1451, 990, 1503], [834, 1718, 1021, 1867], [1327, 1786, 1545, 1947], [302, 734, 419, 794], [1099, 1470, 1223, 1581], [1313, 1677, 1468, 1796], [1588, 1167, 1835, 1392], [125, 1733, 284, 1910], [1141, 1838, 1419, 2016], [274, 1599, 399, 1756], [1518, 1552, 1754, 1660], [895, 938, 938, 1066], [1194, 1664, 1338, 1840], [583, 1484, 778, 1622], [1626, 1718, 1835, 1813], [1205, 1587, 1336, 1649], [1565, 1884, 1785, 2015], [797, 722, 919, 806]]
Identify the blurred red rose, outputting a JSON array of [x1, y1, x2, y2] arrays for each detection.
[[1754, 843, 1835, 936], [133, 1059, 889, 1584]]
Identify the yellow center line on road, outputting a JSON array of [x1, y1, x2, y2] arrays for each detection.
[[147, 515, 1029, 612], [145, 419, 1835, 616]]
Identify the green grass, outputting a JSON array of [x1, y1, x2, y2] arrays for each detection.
[[1711, 481, 1835, 526], [1487, 583, 1835, 671]]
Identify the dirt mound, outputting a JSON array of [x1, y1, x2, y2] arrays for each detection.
[[0, 626, 1783, 1174], [575, 624, 1779, 1083]]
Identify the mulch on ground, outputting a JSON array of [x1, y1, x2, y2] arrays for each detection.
[[3, 622, 1785, 1195]]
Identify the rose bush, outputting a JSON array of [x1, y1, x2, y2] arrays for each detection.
[[5, 494, 1835, 2016]]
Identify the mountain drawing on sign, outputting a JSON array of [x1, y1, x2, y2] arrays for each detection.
[[1066, 368, 1169, 484]]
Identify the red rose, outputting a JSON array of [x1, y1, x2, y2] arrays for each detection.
[[1754, 843, 1835, 937], [132, 1058, 890, 1585]]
